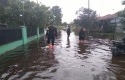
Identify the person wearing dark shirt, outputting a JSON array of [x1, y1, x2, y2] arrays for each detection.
[[79, 27, 85, 43], [67, 25, 71, 38], [46, 24, 57, 48]]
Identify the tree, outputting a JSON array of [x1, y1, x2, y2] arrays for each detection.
[[0, 0, 8, 6], [0, 0, 51, 28], [50, 6, 62, 25], [117, 0, 125, 30], [62, 22, 68, 26], [122, 0, 125, 5], [74, 7, 97, 30]]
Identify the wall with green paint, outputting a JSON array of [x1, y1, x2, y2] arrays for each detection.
[[0, 27, 44, 55], [28, 35, 37, 42], [21, 26, 28, 45], [0, 40, 23, 55]]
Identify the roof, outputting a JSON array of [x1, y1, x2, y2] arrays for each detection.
[[98, 14, 117, 20]]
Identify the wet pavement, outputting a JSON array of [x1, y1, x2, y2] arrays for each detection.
[[0, 30, 125, 80]]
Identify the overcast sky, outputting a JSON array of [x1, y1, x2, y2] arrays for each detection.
[[32, 0, 124, 23]]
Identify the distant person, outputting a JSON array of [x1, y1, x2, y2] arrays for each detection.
[[79, 27, 86, 43], [66, 25, 71, 38], [46, 23, 57, 48]]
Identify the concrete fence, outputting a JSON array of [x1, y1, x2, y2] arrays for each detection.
[[0, 26, 44, 55]]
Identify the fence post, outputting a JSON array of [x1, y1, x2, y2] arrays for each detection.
[[37, 27, 40, 38], [21, 26, 27, 45]]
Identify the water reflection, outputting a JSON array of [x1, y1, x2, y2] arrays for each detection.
[[78, 43, 88, 54], [110, 56, 125, 80], [66, 38, 70, 48]]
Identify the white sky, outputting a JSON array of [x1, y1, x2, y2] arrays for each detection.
[[32, 0, 125, 23]]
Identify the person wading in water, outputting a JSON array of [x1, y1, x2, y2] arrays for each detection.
[[79, 27, 86, 43], [46, 23, 57, 48], [66, 25, 71, 38]]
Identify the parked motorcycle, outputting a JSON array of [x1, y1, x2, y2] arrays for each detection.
[[111, 38, 125, 56]]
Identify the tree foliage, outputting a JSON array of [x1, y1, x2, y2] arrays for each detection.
[[122, 0, 125, 5], [0, 0, 62, 28], [117, 0, 125, 30], [74, 7, 98, 30], [50, 6, 62, 25]]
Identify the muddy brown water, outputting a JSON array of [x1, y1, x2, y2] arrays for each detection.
[[0, 30, 125, 80]]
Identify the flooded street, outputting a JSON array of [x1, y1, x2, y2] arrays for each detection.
[[0, 30, 125, 80]]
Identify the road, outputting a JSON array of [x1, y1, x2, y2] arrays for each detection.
[[0, 30, 125, 80]]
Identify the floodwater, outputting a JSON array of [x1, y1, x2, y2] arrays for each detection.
[[0, 30, 125, 80]]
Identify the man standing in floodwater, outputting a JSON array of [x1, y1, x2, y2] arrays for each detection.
[[79, 27, 86, 43], [67, 25, 71, 38], [46, 23, 57, 48]]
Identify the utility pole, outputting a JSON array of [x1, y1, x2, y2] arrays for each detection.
[[23, 1, 25, 26], [88, 0, 90, 37], [37, 0, 38, 5], [88, 0, 90, 10], [112, 9, 116, 39]]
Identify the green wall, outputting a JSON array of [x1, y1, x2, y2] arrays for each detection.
[[0, 26, 44, 55], [0, 40, 23, 55]]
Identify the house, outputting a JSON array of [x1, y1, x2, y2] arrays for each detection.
[[98, 14, 123, 33], [110, 16, 123, 33]]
